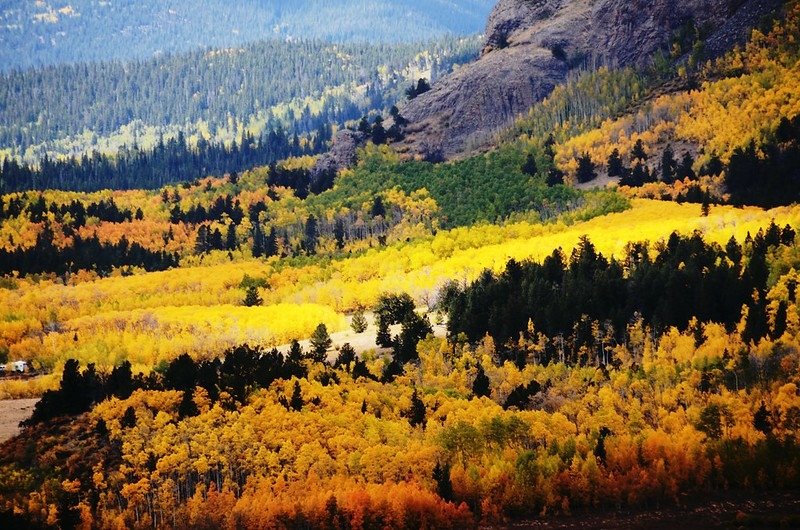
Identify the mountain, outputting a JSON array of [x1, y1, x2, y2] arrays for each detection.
[[0, 0, 494, 71], [394, 0, 783, 160]]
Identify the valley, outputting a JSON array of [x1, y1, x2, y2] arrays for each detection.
[[1, 0, 800, 528]]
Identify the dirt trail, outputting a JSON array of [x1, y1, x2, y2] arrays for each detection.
[[0, 398, 38, 442], [275, 312, 448, 361]]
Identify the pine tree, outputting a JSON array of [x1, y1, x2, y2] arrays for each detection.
[[243, 285, 262, 307], [522, 153, 538, 176], [309, 323, 333, 362], [546, 166, 564, 186], [335, 343, 357, 371], [288, 340, 304, 364], [351, 308, 369, 333], [631, 139, 647, 162], [700, 152, 724, 176], [194, 224, 209, 254], [576, 153, 597, 183], [226, 222, 238, 250], [376, 318, 392, 348], [406, 388, 426, 428], [754, 401, 771, 434], [432, 462, 453, 501], [544, 133, 556, 159], [334, 219, 346, 250], [661, 144, 677, 183], [303, 214, 318, 255], [289, 381, 304, 411], [265, 227, 278, 257], [472, 362, 491, 398], [121, 406, 137, 428], [178, 389, 199, 419], [677, 151, 696, 180], [390, 105, 407, 126], [252, 222, 264, 258], [607, 148, 624, 177], [371, 116, 387, 145], [772, 301, 788, 339], [370, 196, 386, 218], [358, 116, 371, 135]]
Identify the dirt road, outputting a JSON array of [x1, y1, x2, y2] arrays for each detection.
[[0, 398, 37, 442]]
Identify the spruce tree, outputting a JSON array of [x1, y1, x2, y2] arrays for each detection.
[[370, 196, 386, 218], [677, 151, 696, 180], [631, 139, 647, 162], [406, 388, 426, 428], [546, 166, 564, 186], [226, 222, 238, 250], [351, 309, 369, 333], [522, 153, 538, 176], [576, 153, 597, 183], [472, 362, 491, 398], [432, 462, 453, 501], [358, 116, 371, 135], [290, 381, 304, 411], [661, 144, 677, 183], [371, 116, 387, 145], [335, 343, 357, 370], [376, 318, 392, 348], [244, 285, 262, 307], [607, 148, 624, 177], [178, 389, 199, 419], [310, 323, 333, 362], [303, 214, 318, 255], [265, 227, 278, 257], [288, 340, 304, 364]]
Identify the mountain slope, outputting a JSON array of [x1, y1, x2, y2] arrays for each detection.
[[0, 36, 479, 165], [395, 0, 783, 160], [0, 0, 494, 71]]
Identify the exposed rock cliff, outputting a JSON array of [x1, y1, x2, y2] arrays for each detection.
[[394, 0, 782, 160], [311, 129, 366, 179]]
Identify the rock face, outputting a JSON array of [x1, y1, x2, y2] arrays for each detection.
[[311, 129, 366, 179], [396, 0, 782, 160]]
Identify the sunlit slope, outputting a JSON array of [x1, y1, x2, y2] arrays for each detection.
[[2, 199, 798, 376]]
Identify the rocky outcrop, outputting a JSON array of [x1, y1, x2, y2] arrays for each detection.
[[311, 129, 366, 178], [395, 0, 783, 160]]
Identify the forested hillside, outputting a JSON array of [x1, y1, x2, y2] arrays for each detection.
[[0, 35, 479, 166], [0, 0, 494, 70], [2, 198, 800, 528], [2, 1, 800, 529]]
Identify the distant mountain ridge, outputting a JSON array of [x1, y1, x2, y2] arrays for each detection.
[[0, 0, 494, 71]]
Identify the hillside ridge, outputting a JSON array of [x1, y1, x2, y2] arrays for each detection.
[[395, 0, 783, 160]]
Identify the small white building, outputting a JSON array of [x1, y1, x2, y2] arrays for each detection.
[[10, 360, 28, 373]]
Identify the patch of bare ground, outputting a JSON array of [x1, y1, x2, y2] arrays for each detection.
[[0, 399, 38, 442]]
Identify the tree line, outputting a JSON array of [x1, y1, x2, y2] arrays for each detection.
[[0, 224, 179, 276], [0, 127, 315, 192], [441, 224, 795, 367]]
